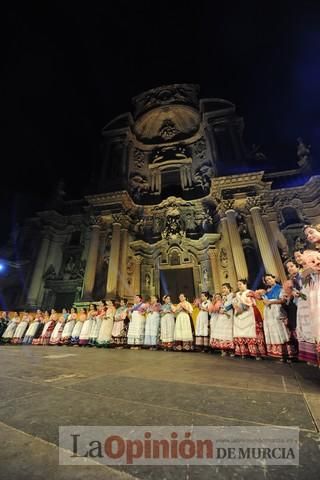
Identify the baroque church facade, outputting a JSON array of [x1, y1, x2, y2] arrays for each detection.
[[1, 84, 319, 309]]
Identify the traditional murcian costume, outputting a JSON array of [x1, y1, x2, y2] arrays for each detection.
[[233, 290, 266, 358], [210, 293, 234, 354], [144, 302, 161, 348], [174, 300, 194, 351], [160, 301, 175, 350]]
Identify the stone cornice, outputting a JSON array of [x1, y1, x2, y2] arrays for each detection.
[[210, 171, 270, 199]]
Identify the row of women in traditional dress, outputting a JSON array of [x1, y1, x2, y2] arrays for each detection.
[[1, 225, 319, 364], [0, 277, 308, 362]]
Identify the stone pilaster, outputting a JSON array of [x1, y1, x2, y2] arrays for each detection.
[[132, 255, 143, 296], [117, 228, 129, 297], [27, 230, 51, 307], [106, 220, 121, 298], [263, 217, 287, 283], [249, 204, 279, 277], [208, 248, 221, 292], [223, 203, 248, 280], [82, 221, 101, 300], [219, 216, 237, 289]]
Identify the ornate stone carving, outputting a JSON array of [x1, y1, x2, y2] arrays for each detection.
[[112, 213, 123, 225], [159, 119, 180, 140], [43, 264, 56, 280], [128, 173, 149, 200], [151, 144, 188, 163], [272, 193, 307, 227], [219, 248, 228, 268], [162, 205, 185, 240], [236, 212, 251, 241], [248, 144, 267, 162], [193, 163, 214, 190], [133, 148, 145, 168], [132, 84, 200, 117], [246, 195, 262, 211], [153, 215, 165, 235], [217, 199, 235, 217], [192, 138, 207, 159]]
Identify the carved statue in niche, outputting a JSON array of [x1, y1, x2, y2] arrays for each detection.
[[219, 248, 228, 268], [159, 119, 179, 140], [192, 138, 207, 159], [63, 256, 76, 280], [184, 211, 197, 231], [133, 218, 145, 235], [133, 148, 145, 169], [43, 264, 56, 280], [248, 144, 267, 162], [193, 163, 214, 190], [169, 250, 181, 265], [127, 257, 134, 276], [201, 208, 214, 232], [203, 267, 209, 286], [153, 215, 165, 235], [236, 212, 251, 240], [74, 286, 82, 302], [129, 174, 149, 200], [297, 137, 311, 166], [145, 273, 151, 288]]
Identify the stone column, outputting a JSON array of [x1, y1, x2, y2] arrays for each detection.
[[263, 217, 287, 283], [225, 209, 248, 280], [45, 235, 63, 274], [132, 255, 143, 296], [208, 248, 221, 292], [117, 228, 129, 297], [27, 231, 51, 307], [106, 222, 121, 298], [82, 223, 101, 300], [220, 217, 237, 289], [250, 206, 279, 277]]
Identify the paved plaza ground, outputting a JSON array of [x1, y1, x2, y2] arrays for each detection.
[[0, 345, 319, 479]]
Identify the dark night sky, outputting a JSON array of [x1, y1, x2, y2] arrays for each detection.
[[2, 1, 320, 242]]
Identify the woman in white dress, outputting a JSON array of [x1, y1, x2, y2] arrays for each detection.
[[88, 301, 105, 346], [127, 295, 148, 349], [293, 250, 318, 365], [260, 275, 291, 361], [210, 284, 235, 356], [1, 313, 19, 343], [96, 300, 115, 347], [144, 296, 161, 350], [11, 312, 30, 344], [70, 308, 86, 346], [59, 308, 77, 345], [160, 295, 175, 351], [303, 226, 320, 367], [232, 279, 267, 359], [49, 313, 66, 345], [23, 310, 43, 344], [111, 299, 128, 347], [209, 294, 223, 348], [195, 292, 211, 352], [173, 293, 194, 351], [79, 304, 97, 346]]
